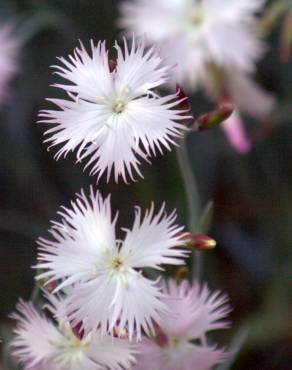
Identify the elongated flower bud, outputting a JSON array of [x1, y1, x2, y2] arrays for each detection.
[[184, 233, 217, 251], [196, 103, 234, 131]]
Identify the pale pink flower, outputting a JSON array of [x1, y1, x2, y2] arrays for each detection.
[[0, 25, 19, 104], [221, 109, 251, 154], [133, 279, 230, 370], [11, 295, 137, 370], [39, 38, 188, 182], [36, 188, 189, 340]]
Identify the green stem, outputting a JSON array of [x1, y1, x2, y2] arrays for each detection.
[[176, 135, 203, 280], [217, 326, 250, 370], [30, 280, 41, 303]]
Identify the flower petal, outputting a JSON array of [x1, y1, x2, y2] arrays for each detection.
[[226, 71, 276, 118], [10, 300, 62, 368], [52, 40, 113, 103], [36, 188, 117, 290], [221, 110, 252, 154], [121, 204, 188, 269], [67, 272, 168, 341], [11, 298, 138, 370], [133, 338, 227, 370], [203, 0, 266, 21], [160, 279, 231, 340], [115, 37, 170, 97]]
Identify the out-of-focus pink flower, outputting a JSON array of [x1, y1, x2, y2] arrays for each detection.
[[221, 109, 251, 154], [133, 279, 230, 370], [0, 25, 19, 104], [10, 295, 137, 370]]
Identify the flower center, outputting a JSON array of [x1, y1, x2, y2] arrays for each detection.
[[111, 85, 130, 114], [188, 7, 204, 27], [163, 337, 192, 362], [186, 5, 206, 31], [170, 337, 180, 348], [112, 99, 126, 114], [54, 329, 91, 368], [111, 256, 124, 270]]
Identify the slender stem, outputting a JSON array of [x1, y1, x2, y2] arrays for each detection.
[[217, 326, 250, 370], [176, 137, 201, 229], [29, 269, 42, 306], [30, 281, 41, 303], [176, 135, 203, 280]]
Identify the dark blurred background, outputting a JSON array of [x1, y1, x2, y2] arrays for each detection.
[[0, 0, 291, 369]]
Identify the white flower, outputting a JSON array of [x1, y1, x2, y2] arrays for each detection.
[[119, 0, 266, 90], [36, 188, 188, 340], [0, 25, 19, 104], [11, 295, 137, 370], [39, 38, 188, 182], [133, 279, 230, 370], [119, 0, 275, 154]]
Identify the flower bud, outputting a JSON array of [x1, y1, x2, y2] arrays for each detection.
[[196, 102, 234, 131], [184, 233, 216, 251]]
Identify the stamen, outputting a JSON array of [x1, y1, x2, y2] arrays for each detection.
[[111, 86, 130, 114], [189, 7, 203, 26], [112, 100, 126, 113], [96, 95, 108, 104], [119, 86, 130, 100], [112, 257, 123, 270]]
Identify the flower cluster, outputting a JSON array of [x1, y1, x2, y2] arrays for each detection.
[[11, 188, 230, 369], [9, 3, 237, 369]]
